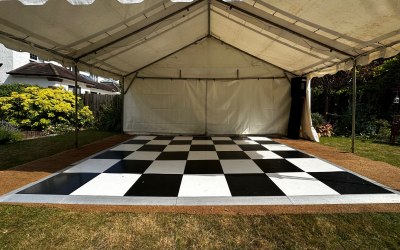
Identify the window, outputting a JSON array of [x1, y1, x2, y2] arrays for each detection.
[[68, 85, 81, 94], [30, 54, 38, 61]]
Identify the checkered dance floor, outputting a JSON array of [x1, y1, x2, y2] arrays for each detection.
[[2, 136, 399, 205]]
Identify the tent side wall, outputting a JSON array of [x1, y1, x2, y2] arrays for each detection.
[[123, 78, 291, 135], [123, 38, 292, 135]]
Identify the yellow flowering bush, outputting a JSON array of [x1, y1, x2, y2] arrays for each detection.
[[0, 86, 94, 131]]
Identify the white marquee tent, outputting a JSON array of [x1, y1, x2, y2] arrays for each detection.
[[1, 0, 399, 146]]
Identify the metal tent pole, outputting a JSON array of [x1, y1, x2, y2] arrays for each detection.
[[351, 60, 357, 153], [74, 62, 79, 148], [121, 77, 125, 134]]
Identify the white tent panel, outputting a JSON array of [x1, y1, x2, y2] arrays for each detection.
[[102, 10, 208, 74], [124, 79, 207, 134], [211, 11, 325, 75], [139, 38, 285, 78], [206, 79, 290, 135]]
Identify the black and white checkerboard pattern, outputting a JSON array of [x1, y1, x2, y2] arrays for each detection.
[[14, 135, 394, 200]]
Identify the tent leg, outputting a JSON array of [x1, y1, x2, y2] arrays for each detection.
[[121, 77, 125, 134], [351, 60, 357, 153], [74, 63, 79, 148]]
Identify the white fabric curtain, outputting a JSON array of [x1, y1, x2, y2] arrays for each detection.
[[300, 77, 319, 141], [124, 78, 291, 135]]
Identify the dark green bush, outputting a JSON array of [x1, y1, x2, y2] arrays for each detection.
[[0, 121, 23, 144], [95, 95, 122, 132], [0, 83, 30, 97], [311, 113, 325, 127]]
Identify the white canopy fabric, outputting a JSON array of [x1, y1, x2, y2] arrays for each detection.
[[1, 0, 399, 138], [1, 0, 399, 79]]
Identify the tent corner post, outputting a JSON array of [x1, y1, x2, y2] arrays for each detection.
[[121, 76, 125, 134], [74, 61, 79, 149], [351, 59, 357, 153]]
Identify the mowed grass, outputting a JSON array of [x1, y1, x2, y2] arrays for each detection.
[[320, 137, 400, 168], [0, 130, 118, 170], [0, 205, 399, 249]]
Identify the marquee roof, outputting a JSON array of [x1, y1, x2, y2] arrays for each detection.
[[1, 0, 399, 80]]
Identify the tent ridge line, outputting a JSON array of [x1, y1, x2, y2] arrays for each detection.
[[123, 35, 209, 78], [210, 35, 298, 76], [76, 0, 206, 61], [214, 0, 354, 58]]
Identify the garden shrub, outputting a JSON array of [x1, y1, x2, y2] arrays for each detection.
[[311, 113, 325, 127], [0, 121, 22, 144], [0, 86, 94, 131], [0, 83, 30, 97], [95, 95, 122, 132]]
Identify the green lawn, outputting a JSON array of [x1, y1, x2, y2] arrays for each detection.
[[320, 137, 400, 168], [0, 130, 118, 170], [0, 205, 399, 249]]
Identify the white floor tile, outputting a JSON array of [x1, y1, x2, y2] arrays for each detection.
[[245, 151, 282, 159], [134, 136, 157, 140], [287, 158, 344, 172], [110, 144, 143, 151], [173, 136, 193, 140], [267, 172, 339, 196], [262, 144, 295, 151], [233, 140, 258, 145], [70, 173, 140, 196], [220, 160, 264, 174], [144, 160, 186, 174], [248, 136, 271, 141], [212, 137, 232, 140], [188, 151, 219, 160], [163, 145, 191, 152], [64, 159, 120, 173], [124, 151, 160, 160], [147, 140, 171, 145], [192, 140, 214, 145], [178, 175, 231, 197], [215, 145, 242, 151]]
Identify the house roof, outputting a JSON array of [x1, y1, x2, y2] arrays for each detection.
[[7, 62, 119, 92], [0, 0, 399, 79]]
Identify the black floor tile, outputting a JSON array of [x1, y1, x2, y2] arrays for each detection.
[[309, 172, 393, 194], [254, 159, 303, 173], [170, 140, 192, 145], [255, 140, 280, 144], [123, 140, 150, 144], [137, 145, 167, 152], [193, 136, 211, 140], [93, 150, 133, 159], [155, 136, 175, 140], [156, 152, 189, 160], [273, 151, 314, 158], [124, 174, 182, 197], [213, 140, 236, 145], [190, 145, 216, 151], [225, 174, 285, 196], [239, 144, 268, 151], [104, 160, 152, 174], [217, 151, 250, 159], [18, 173, 98, 195], [230, 136, 249, 140], [184, 160, 223, 174]]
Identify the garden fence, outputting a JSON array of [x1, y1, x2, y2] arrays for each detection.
[[79, 93, 121, 117]]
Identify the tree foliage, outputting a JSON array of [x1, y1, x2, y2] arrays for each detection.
[[311, 54, 400, 138], [0, 86, 94, 131]]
